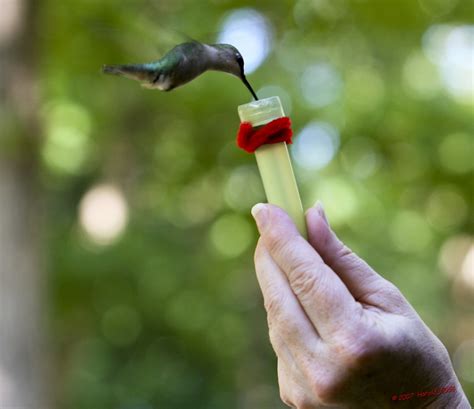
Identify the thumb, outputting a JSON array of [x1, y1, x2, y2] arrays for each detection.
[[306, 202, 404, 307]]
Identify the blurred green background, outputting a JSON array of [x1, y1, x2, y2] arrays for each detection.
[[0, 0, 472, 408]]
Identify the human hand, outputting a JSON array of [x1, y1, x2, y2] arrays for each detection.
[[252, 202, 470, 408]]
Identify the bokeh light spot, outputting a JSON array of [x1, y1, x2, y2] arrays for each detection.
[[426, 186, 467, 231], [418, 0, 458, 17], [209, 214, 252, 258], [461, 245, 474, 291], [300, 63, 343, 108], [311, 177, 358, 226], [217, 8, 271, 74], [41, 100, 92, 174], [292, 121, 340, 171], [0, 0, 23, 46], [423, 24, 474, 103], [442, 236, 473, 303], [438, 132, 474, 174], [438, 235, 472, 278], [402, 52, 440, 98], [293, 0, 347, 25], [42, 127, 90, 174], [79, 184, 128, 246]]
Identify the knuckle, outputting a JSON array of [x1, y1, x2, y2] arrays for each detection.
[[383, 281, 404, 302], [291, 390, 314, 409], [268, 326, 284, 352], [337, 332, 388, 370], [336, 245, 366, 273], [263, 289, 286, 318], [379, 280, 410, 314], [266, 308, 300, 350], [336, 244, 353, 261], [290, 264, 321, 299], [279, 391, 293, 408], [265, 228, 288, 256], [311, 375, 342, 405], [277, 362, 297, 408]]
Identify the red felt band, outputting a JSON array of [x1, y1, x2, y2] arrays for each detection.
[[236, 116, 293, 153]]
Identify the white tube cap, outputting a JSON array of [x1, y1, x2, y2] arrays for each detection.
[[238, 96, 285, 127]]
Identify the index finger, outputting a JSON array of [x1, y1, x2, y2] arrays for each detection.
[[254, 238, 322, 351], [252, 203, 361, 337]]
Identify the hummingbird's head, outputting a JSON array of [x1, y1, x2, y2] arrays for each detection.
[[213, 44, 258, 100], [212, 44, 245, 77]]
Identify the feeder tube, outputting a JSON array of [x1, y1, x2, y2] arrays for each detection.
[[238, 96, 307, 238]]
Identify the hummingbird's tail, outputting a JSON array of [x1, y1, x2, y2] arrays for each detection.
[[102, 64, 123, 75], [102, 63, 157, 83]]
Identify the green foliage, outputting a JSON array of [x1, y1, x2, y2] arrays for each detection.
[[37, 0, 473, 407]]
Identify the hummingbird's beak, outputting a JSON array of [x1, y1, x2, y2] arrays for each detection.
[[241, 75, 259, 101], [102, 64, 154, 83]]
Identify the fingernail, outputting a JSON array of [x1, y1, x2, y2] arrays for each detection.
[[314, 200, 329, 225], [251, 203, 268, 231]]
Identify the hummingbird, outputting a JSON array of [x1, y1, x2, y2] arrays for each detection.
[[103, 41, 259, 100]]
